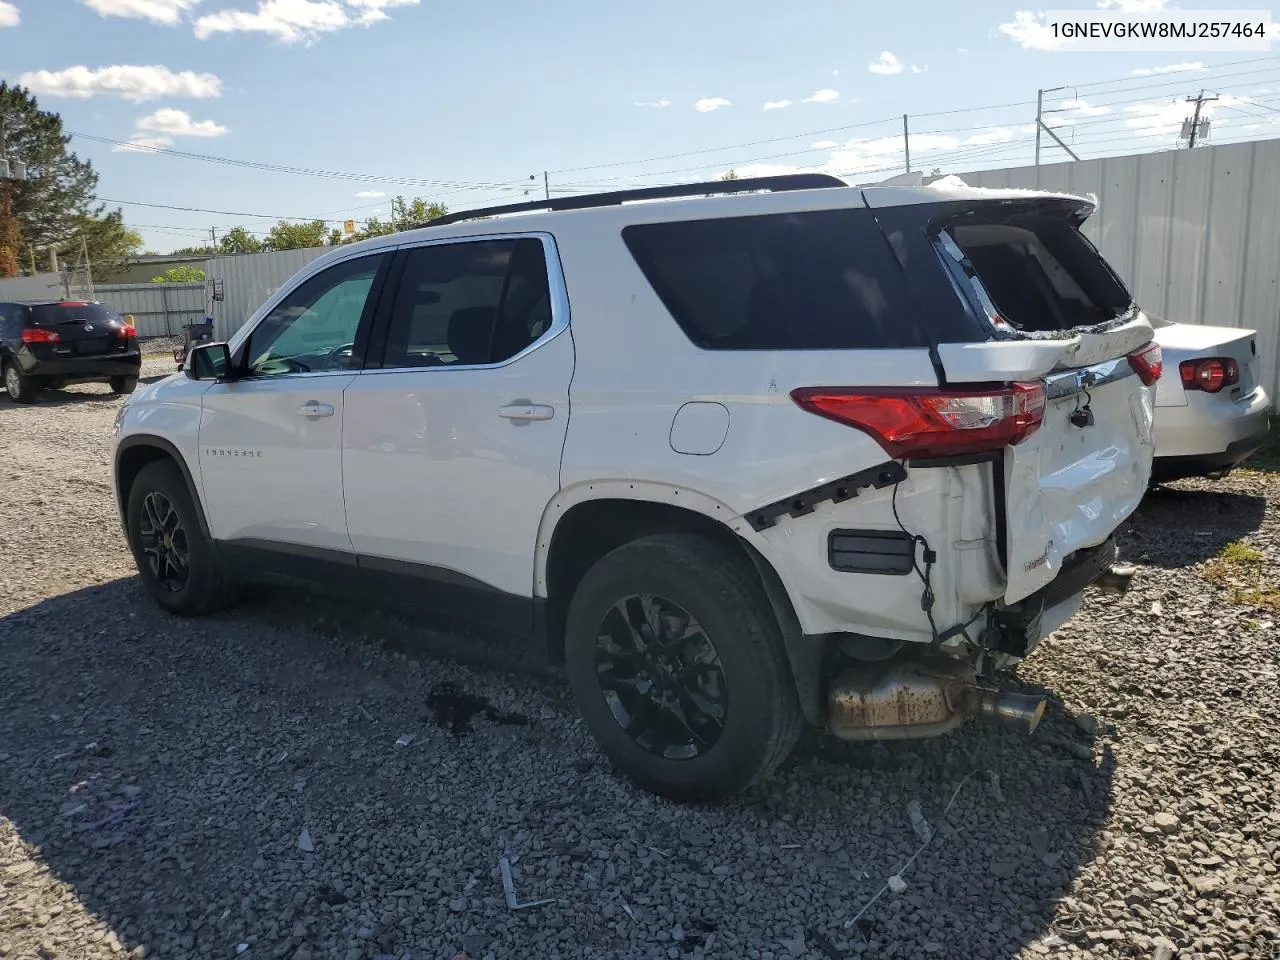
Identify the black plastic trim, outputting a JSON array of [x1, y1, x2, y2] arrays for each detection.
[[745, 461, 907, 532], [417, 174, 847, 228], [828, 529, 914, 575], [908, 451, 1001, 469], [993, 537, 1119, 656], [114, 436, 211, 539]]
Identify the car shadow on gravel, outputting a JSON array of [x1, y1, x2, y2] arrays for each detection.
[[1, 576, 1116, 959], [1128, 484, 1267, 568], [0, 388, 121, 410]]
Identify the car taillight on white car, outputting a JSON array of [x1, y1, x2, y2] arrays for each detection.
[[790, 382, 1046, 458], [1127, 341, 1163, 386], [1179, 357, 1238, 393]]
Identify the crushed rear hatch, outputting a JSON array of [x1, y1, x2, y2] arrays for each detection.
[[863, 187, 1157, 604]]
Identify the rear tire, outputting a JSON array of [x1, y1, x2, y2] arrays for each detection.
[[564, 533, 802, 802], [3, 362, 41, 403], [111, 375, 138, 395], [126, 460, 237, 616]]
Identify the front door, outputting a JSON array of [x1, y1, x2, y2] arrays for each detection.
[[199, 251, 391, 555], [342, 235, 573, 628]]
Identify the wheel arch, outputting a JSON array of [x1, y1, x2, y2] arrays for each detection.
[[536, 483, 827, 723], [114, 436, 211, 540]]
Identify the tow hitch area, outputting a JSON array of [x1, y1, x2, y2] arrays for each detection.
[[828, 653, 1046, 742], [1093, 563, 1136, 596]]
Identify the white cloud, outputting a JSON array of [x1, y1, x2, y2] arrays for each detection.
[[113, 135, 174, 153], [1130, 61, 1206, 76], [811, 140, 838, 149], [1122, 93, 1255, 138], [911, 64, 928, 74], [694, 97, 731, 112], [634, 98, 671, 108], [354, 190, 385, 198], [964, 127, 1016, 146], [1097, 0, 1167, 9], [1060, 97, 1111, 117], [18, 64, 222, 101], [194, 0, 348, 42], [345, 0, 417, 27], [763, 99, 792, 111], [868, 51, 903, 75], [997, 11, 1061, 50], [136, 106, 228, 137], [728, 125, 1018, 180], [0, 1, 19, 26], [957, 47, 970, 53], [82, 0, 200, 25], [802, 88, 840, 104]]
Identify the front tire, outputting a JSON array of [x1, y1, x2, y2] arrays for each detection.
[[111, 375, 138, 395], [4, 362, 41, 403], [564, 533, 802, 802], [126, 460, 236, 616]]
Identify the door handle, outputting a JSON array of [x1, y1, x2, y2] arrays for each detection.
[[498, 403, 555, 422], [297, 400, 335, 419]]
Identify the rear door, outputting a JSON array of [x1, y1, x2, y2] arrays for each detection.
[[865, 190, 1157, 604], [26, 302, 135, 361]]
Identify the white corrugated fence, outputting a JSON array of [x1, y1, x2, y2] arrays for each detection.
[[94, 283, 207, 338], [961, 138, 1280, 396], [206, 248, 328, 341]]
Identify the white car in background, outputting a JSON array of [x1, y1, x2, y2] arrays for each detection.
[[1149, 317, 1272, 483]]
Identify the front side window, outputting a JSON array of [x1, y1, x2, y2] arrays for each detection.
[[382, 237, 553, 368], [245, 254, 388, 376]]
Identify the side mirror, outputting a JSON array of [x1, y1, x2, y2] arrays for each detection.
[[187, 341, 233, 381]]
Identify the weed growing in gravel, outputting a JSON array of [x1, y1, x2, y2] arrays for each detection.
[[1202, 539, 1280, 612]]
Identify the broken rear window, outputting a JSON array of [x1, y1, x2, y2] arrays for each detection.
[[939, 216, 1133, 334]]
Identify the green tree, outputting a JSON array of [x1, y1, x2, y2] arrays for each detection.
[[720, 169, 739, 181], [349, 196, 448, 243], [218, 226, 263, 255], [0, 83, 102, 275], [56, 209, 142, 274], [151, 264, 206, 283], [264, 219, 328, 251], [929, 167, 943, 177], [171, 243, 218, 257]]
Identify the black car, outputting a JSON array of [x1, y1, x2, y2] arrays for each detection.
[[0, 299, 142, 403]]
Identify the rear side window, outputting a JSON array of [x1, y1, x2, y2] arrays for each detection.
[[940, 217, 1132, 333], [29, 303, 121, 326], [622, 209, 927, 350], [382, 237, 553, 368]]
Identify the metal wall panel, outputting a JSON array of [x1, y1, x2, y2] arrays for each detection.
[[95, 283, 207, 337], [0, 272, 66, 301], [206, 248, 328, 340], [962, 138, 1280, 395]]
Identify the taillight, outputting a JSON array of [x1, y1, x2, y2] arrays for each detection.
[[20, 328, 60, 344], [790, 382, 1046, 459], [1127, 341, 1163, 386], [1179, 357, 1238, 393], [116, 323, 137, 339]]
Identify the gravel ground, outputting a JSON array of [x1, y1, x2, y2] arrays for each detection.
[[1, 375, 1277, 960]]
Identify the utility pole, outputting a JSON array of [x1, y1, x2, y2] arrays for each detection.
[[1034, 86, 1080, 187], [543, 171, 550, 202], [209, 226, 218, 247], [1183, 89, 1218, 148], [902, 114, 911, 172]]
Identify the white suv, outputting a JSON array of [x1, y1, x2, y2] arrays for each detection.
[[112, 174, 1159, 801]]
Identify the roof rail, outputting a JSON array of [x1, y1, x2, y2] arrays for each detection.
[[417, 173, 848, 228]]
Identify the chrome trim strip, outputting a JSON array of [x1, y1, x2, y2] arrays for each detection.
[[1044, 355, 1136, 401]]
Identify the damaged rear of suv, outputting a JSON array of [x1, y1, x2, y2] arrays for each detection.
[[113, 172, 1156, 803], [555, 175, 1156, 799]]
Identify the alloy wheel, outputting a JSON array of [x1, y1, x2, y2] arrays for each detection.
[[594, 594, 728, 760], [5, 366, 19, 399], [138, 491, 190, 591]]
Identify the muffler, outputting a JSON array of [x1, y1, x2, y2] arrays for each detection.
[[1093, 563, 1136, 596], [828, 656, 1047, 741]]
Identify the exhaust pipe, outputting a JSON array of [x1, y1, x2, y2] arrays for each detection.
[[1093, 563, 1136, 596], [828, 657, 1047, 741], [963, 688, 1046, 735]]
